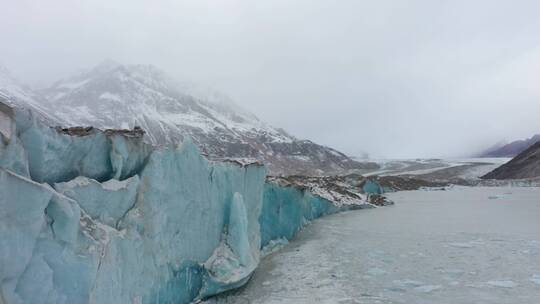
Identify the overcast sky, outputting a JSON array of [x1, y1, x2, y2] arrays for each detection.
[[2, 0, 540, 158]]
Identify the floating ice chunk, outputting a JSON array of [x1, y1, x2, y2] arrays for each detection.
[[392, 279, 425, 288], [487, 280, 518, 288], [261, 238, 289, 257], [367, 267, 387, 276], [414, 285, 442, 293], [488, 194, 510, 200], [442, 268, 465, 276], [448, 242, 475, 248], [530, 275, 540, 285]]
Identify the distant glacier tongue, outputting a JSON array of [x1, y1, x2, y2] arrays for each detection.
[[0, 100, 353, 304]]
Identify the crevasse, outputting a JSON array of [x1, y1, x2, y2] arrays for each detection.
[[0, 102, 357, 304]]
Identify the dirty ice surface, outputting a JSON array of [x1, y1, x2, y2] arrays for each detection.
[[211, 187, 540, 304]]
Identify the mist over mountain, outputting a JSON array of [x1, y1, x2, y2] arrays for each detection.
[[0, 62, 377, 176]]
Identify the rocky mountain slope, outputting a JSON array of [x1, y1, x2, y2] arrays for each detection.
[[482, 141, 540, 180], [0, 62, 377, 176], [479, 134, 540, 157]]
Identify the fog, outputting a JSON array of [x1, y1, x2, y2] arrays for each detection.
[[2, 0, 540, 158]]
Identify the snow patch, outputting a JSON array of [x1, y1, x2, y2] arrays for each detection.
[[99, 92, 122, 102]]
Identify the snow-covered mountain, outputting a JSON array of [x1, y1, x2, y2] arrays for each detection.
[[1, 62, 377, 175]]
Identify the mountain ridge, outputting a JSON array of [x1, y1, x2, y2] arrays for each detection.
[[482, 141, 540, 180], [478, 134, 540, 158], [0, 62, 377, 176]]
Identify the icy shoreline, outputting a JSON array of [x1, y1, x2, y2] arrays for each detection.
[[212, 186, 540, 304]]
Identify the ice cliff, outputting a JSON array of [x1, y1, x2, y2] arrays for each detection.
[[0, 101, 368, 304]]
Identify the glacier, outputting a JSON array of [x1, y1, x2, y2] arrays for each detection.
[[0, 100, 367, 304]]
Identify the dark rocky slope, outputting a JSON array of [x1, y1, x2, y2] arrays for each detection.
[[482, 141, 540, 180], [479, 134, 540, 157]]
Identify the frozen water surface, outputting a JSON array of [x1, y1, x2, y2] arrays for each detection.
[[212, 187, 540, 304]]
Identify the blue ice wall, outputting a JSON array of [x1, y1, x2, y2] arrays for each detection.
[[7, 107, 153, 185], [0, 104, 29, 176], [363, 179, 384, 194], [260, 183, 340, 248], [0, 102, 358, 304]]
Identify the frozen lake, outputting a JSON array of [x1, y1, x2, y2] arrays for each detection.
[[212, 186, 540, 304]]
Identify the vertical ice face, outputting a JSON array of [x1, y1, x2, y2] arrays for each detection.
[[0, 103, 29, 176], [260, 183, 340, 248], [363, 179, 384, 194], [0, 169, 53, 302], [0, 100, 352, 304], [228, 193, 253, 267], [3, 104, 153, 186], [19, 123, 113, 184], [198, 191, 261, 299], [107, 133, 152, 181], [0, 103, 12, 140]]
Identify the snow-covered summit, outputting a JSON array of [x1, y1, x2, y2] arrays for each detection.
[[41, 61, 292, 145]]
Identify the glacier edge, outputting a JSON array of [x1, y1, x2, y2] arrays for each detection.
[[0, 101, 366, 304]]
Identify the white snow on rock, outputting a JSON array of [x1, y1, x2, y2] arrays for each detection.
[[41, 61, 291, 145], [99, 92, 122, 102]]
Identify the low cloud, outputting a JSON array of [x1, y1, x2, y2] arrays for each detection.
[[2, 0, 539, 158]]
